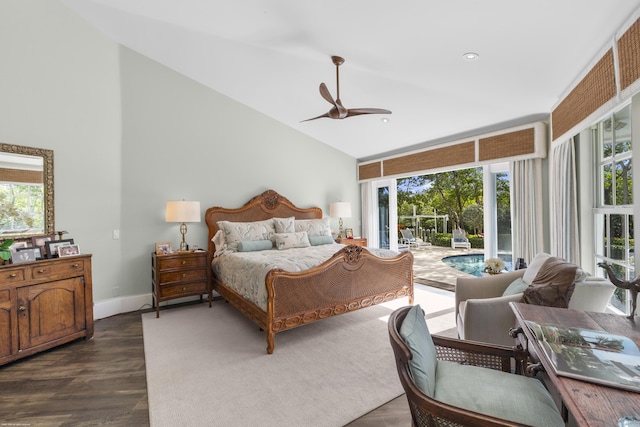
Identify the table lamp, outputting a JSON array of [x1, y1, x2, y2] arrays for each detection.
[[330, 201, 351, 240], [165, 200, 201, 251]]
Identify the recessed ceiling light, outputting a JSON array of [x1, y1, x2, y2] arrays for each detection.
[[463, 52, 479, 61], [381, 117, 389, 123]]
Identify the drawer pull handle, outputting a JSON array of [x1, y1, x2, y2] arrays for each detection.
[[182, 273, 187, 278], [181, 260, 186, 265], [18, 305, 26, 312], [37, 269, 46, 274], [9, 273, 16, 278], [182, 287, 186, 291], [72, 264, 80, 268]]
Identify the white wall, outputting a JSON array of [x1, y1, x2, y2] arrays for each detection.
[[0, 0, 361, 317]]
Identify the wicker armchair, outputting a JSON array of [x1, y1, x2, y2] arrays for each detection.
[[388, 306, 560, 427]]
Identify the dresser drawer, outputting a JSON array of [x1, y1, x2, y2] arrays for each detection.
[[159, 281, 208, 298], [31, 259, 85, 279], [0, 268, 25, 284], [159, 268, 207, 284], [156, 254, 206, 270]]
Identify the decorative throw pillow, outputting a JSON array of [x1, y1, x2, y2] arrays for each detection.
[[294, 218, 331, 237], [217, 219, 276, 252], [237, 240, 273, 252], [502, 277, 529, 296], [522, 257, 578, 308], [308, 235, 335, 246], [274, 231, 311, 250], [273, 217, 295, 233], [399, 304, 437, 397]]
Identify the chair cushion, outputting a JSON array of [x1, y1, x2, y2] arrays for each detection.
[[523, 256, 578, 308], [435, 360, 564, 427], [399, 304, 437, 397], [502, 277, 528, 296]]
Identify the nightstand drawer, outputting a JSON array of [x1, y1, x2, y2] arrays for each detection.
[[156, 255, 206, 270], [159, 268, 207, 284], [159, 281, 208, 298]]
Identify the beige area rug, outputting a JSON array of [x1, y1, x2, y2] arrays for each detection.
[[142, 301, 406, 427]]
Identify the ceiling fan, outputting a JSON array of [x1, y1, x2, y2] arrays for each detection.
[[301, 56, 391, 122]]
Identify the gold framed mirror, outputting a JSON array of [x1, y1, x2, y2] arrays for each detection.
[[0, 143, 54, 240]]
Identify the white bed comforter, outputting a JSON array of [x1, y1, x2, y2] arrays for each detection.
[[211, 243, 398, 310]]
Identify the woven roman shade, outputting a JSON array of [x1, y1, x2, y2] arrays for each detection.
[[479, 128, 535, 161], [551, 49, 616, 141], [618, 18, 640, 91], [382, 142, 475, 177], [0, 168, 43, 184], [358, 162, 382, 180]]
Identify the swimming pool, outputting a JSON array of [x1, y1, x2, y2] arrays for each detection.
[[442, 254, 512, 277]]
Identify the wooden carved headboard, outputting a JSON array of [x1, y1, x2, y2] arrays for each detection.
[[205, 189, 323, 262]]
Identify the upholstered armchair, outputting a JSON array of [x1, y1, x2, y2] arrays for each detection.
[[455, 254, 616, 347]]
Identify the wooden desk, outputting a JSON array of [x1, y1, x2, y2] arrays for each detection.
[[510, 302, 640, 427]]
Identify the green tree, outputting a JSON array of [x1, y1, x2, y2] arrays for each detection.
[[462, 204, 483, 234]]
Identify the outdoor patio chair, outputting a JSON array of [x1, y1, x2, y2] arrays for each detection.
[[400, 228, 431, 250], [388, 305, 564, 427], [451, 229, 471, 249]]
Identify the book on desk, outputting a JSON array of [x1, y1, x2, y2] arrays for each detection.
[[525, 320, 640, 393]]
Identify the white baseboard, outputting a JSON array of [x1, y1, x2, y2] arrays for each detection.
[[93, 294, 208, 319]]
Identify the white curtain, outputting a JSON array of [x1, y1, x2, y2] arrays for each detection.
[[360, 182, 376, 246], [550, 138, 580, 264], [510, 158, 544, 264]]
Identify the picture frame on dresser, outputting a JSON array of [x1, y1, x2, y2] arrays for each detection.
[[345, 228, 354, 238], [11, 248, 38, 263], [31, 234, 54, 256], [45, 239, 74, 258], [17, 246, 43, 260], [59, 244, 80, 257]]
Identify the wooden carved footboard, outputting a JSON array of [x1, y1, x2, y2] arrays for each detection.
[[206, 190, 414, 353]]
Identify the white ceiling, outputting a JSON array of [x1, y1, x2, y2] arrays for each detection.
[[62, 0, 640, 160]]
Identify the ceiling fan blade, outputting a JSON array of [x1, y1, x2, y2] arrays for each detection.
[[346, 108, 392, 117], [319, 83, 336, 106], [300, 112, 331, 122]]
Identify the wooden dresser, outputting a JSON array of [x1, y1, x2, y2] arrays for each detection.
[[151, 251, 211, 317], [0, 254, 93, 366]]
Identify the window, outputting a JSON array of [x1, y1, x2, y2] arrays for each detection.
[[594, 104, 634, 314]]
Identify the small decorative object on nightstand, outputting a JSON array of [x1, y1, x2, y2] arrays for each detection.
[[151, 250, 211, 318]]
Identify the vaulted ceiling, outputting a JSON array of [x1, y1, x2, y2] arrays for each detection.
[[62, 0, 640, 160]]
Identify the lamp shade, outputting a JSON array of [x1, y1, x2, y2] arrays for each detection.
[[329, 202, 352, 218], [165, 201, 201, 223]]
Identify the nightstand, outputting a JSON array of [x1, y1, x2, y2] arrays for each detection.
[[151, 250, 211, 318], [337, 237, 367, 247]]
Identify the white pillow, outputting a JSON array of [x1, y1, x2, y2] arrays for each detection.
[[273, 217, 295, 233], [212, 229, 226, 257], [217, 219, 275, 252], [294, 218, 331, 237], [522, 253, 552, 285], [274, 231, 311, 250]]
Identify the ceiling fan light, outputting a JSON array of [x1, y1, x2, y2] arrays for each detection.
[[463, 52, 479, 61]]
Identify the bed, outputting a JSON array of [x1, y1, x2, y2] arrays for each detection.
[[206, 189, 414, 354]]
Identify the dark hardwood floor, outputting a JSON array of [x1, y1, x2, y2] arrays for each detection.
[[0, 303, 414, 426], [0, 309, 149, 427]]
